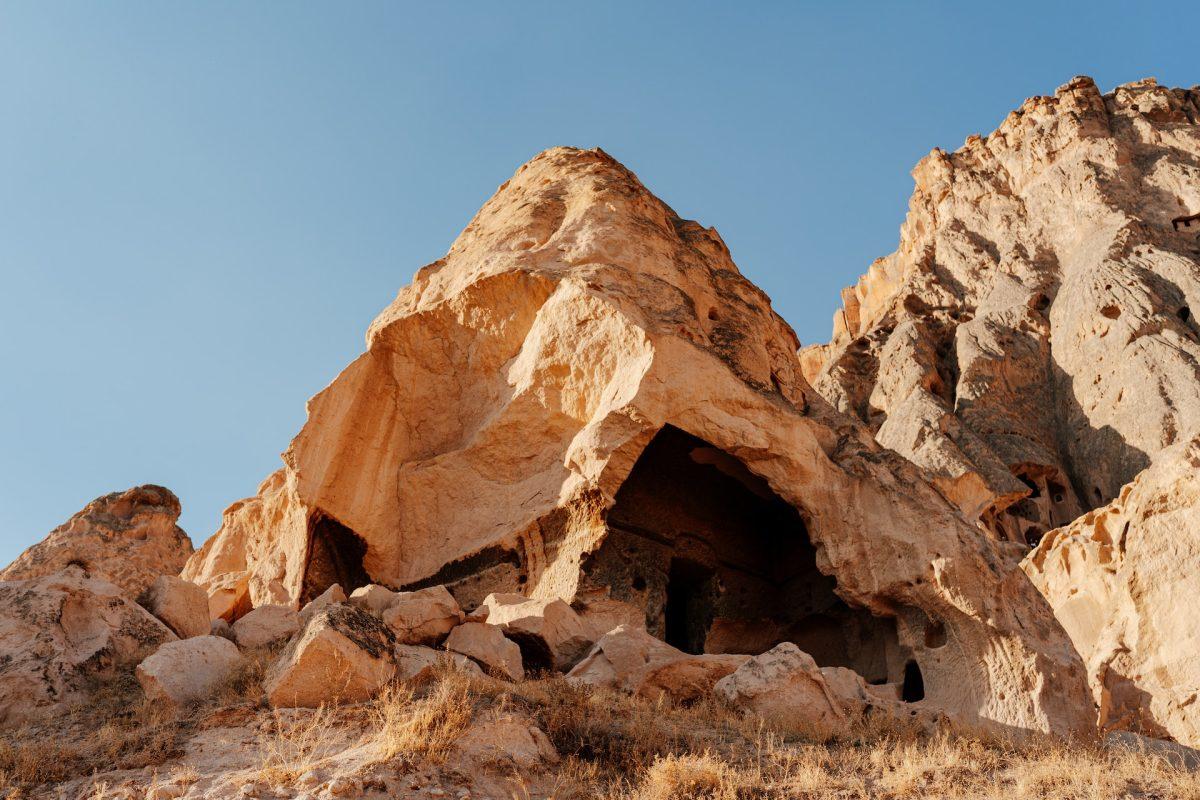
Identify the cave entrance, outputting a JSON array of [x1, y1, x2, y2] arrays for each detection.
[[585, 425, 902, 683], [664, 557, 717, 654], [299, 513, 371, 606]]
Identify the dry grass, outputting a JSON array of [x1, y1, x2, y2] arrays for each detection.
[[4, 658, 1200, 799]]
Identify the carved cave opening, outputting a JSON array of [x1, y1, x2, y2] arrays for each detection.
[[299, 513, 371, 606], [584, 425, 909, 685]]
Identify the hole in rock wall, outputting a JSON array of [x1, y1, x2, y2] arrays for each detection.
[[299, 514, 372, 606], [991, 467, 1080, 547], [584, 425, 908, 684], [902, 660, 925, 702], [1179, 306, 1192, 322]]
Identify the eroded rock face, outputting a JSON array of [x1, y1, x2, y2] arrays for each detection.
[[1023, 436, 1200, 746], [801, 77, 1200, 547], [2, 486, 193, 596], [136, 636, 242, 706], [264, 603, 396, 708], [0, 566, 177, 725], [182, 145, 1091, 735], [143, 575, 211, 639], [479, 593, 594, 671]]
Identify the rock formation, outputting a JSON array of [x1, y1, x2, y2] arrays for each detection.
[[1, 485, 193, 595], [1023, 435, 1200, 746], [0, 565, 177, 724], [800, 77, 1200, 548], [183, 146, 1092, 736]]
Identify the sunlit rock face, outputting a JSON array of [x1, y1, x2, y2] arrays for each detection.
[[802, 77, 1200, 548], [183, 145, 1091, 736]]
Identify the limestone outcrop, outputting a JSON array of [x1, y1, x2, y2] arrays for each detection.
[[182, 145, 1091, 735], [1023, 435, 1200, 746], [2, 485, 193, 596], [0, 566, 177, 724], [800, 77, 1200, 548]]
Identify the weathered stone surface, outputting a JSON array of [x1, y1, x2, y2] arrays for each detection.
[[298, 583, 346, 623], [444, 622, 523, 681], [568, 624, 747, 703], [1103, 730, 1200, 772], [232, 604, 301, 650], [393, 643, 484, 683], [136, 636, 242, 706], [715, 642, 932, 736], [264, 604, 395, 708], [0, 566, 177, 724], [801, 77, 1200, 549], [182, 145, 1090, 735], [479, 592, 594, 671], [453, 712, 559, 769], [348, 584, 397, 615], [2, 486, 193, 597], [143, 575, 211, 639], [1023, 436, 1200, 746], [380, 585, 464, 645]]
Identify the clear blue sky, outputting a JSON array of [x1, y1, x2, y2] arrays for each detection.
[[0, 2, 1193, 565]]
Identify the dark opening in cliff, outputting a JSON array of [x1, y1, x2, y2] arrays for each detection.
[[585, 425, 902, 682], [300, 513, 371, 606]]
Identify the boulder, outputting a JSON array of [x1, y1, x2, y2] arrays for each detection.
[[232, 604, 301, 650], [298, 583, 346, 623], [1, 485, 193, 596], [265, 603, 395, 707], [380, 585, 464, 645], [348, 584, 397, 615], [143, 575, 210, 639], [444, 622, 523, 681], [567, 625, 746, 703], [393, 643, 484, 683], [0, 566, 177, 724], [479, 593, 594, 671], [1023, 437, 1200, 746], [453, 712, 559, 769], [136, 636, 242, 706], [181, 144, 1092, 735], [1103, 731, 1200, 772]]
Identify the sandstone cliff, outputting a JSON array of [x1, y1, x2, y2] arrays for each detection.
[[801, 77, 1200, 547], [184, 146, 1091, 735]]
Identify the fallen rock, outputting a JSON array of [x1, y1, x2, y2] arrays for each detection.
[[232, 604, 301, 650], [0, 566, 177, 724], [136, 635, 242, 706], [393, 643, 483, 683], [1103, 730, 1200, 772], [210, 618, 236, 641], [143, 575, 210, 639], [453, 712, 559, 769], [479, 593, 594, 671], [348, 584, 397, 615], [1023, 436, 1200, 746], [567, 624, 747, 703], [298, 583, 346, 623], [265, 603, 395, 707], [1, 485, 193, 596], [444, 622, 523, 681], [381, 585, 464, 645]]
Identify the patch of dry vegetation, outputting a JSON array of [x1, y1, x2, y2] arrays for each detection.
[[3, 659, 1200, 799]]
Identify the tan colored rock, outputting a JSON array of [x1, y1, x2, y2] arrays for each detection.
[[1023, 436, 1200, 746], [379, 585, 464, 645], [714, 642, 930, 736], [0, 566, 177, 724], [568, 625, 747, 704], [232, 604, 301, 650], [143, 575, 210, 639], [298, 583, 346, 623], [801, 77, 1200, 548], [2, 485, 193, 596], [393, 643, 484, 683], [453, 712, 559, 769], [348, 584, 397, 615], [479, 592, 594, 671], [136, 636, 242, 706], [264, 604, 395, 708], [444, 622, 523, 681], [183, 145, 1091, 735]]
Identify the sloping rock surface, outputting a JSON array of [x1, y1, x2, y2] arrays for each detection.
[[801, 77, 1200, 546], [2, 485, 193, 596], [1023, 435, 1200, 746]]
